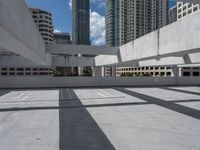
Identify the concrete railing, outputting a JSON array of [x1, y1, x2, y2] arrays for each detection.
[[0, 76, 200, 88]]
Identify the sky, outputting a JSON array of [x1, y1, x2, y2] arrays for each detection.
[[26, 0, 175, 46]]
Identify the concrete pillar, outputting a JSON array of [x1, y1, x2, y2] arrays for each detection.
[[172, 66, 179, 85], [183, 54, 192, 64], [172, 66, 179, 77], [111, 66, 116, 77], [93, 66, 102, 77]]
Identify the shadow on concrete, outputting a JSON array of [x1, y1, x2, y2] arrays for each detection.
[[0, 96, 125, 104], [0, 90, 11, 97], [161, 87, 200, 97], [115, 88, 200, 120], [0, 99, 199, 113], [59, 88, 116, 150]]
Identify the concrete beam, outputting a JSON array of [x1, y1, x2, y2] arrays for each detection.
[[0, 0, 48, 65], [46, 44, 118, 55], [52, 56, 95, 67]]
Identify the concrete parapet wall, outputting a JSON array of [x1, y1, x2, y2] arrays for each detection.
[[0, 77, 199, 88], [95, 11, 200, 66]]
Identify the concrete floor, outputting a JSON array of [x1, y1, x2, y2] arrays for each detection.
[[0, 86, 200, 150]]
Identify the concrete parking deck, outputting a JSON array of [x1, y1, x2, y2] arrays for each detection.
[[0, 86, 200, 150]]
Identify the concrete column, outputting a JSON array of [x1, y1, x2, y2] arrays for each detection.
[[93, 66, 102, 77], [183, 54, 192, 64], [111, 66, 116, 77], [172, 66, 179, 85], [172, 66, 179, 77]]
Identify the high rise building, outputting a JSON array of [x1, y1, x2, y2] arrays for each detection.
[[54, 32, 71, 44], [177, 2, 200, 20], [72, 0, 91, 76], [106, 0, 169, 46], [72, 0, 90, 45], [29, 8, 54, 44]]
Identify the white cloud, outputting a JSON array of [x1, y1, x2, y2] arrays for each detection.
[[68, 0, 104, 9], [53, 28, 62, 33], [68, 0, 72, 9], [67, 1, 105, 45], [90, 10, 105, 45]]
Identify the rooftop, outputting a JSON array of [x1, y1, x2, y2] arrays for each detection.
[[0, 86, 200, 150]]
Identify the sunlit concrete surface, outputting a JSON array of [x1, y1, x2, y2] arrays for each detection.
[[0, 86, 200, 150]]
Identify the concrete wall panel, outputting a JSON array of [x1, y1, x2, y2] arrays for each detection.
[[95, 55, 118, 66], [159, 12, 200, 55], [0, 0, 47, 65], [134, 31, 158, 60]]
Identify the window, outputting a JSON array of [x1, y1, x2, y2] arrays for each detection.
[[1, 72, 7, 76], [193, 6, 198, 12], [193, 72, 199, 76], [167, 72, 171, 76], [25, 72, 31, 75], [183, 72, 190, 76], [9, 72, 15, 76], [1, 68, 7, 71], [33, 68, 38, 71], [33, 72, 38, 75], [17, 72, 24, 75], [9, 68, 15, 71], [17, 68, 24, 71], [25, 68, 31, 71]]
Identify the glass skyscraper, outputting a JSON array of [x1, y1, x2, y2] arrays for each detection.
[[72, 0, 90, 45]]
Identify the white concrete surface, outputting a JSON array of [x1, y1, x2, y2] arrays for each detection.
[[0, 86, 200, 150]]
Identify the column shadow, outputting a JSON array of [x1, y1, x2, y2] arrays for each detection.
[[59, 88, 116, 150], [115, 88, 200, 120], [161, 87, 200, 97], [0, 90, 11, 97]]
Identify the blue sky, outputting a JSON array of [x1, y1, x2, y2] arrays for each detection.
[[26, 0, 105, 43], [26, 0, 175, 45]]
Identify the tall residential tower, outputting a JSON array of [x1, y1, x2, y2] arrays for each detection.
[[106, 0, 169, 46], [72, 0, 90, 45], [29, 8, 54, 44]]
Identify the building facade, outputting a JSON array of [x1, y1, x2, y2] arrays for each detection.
[[0, 67, 54, 76], [54, 32, 71, 44], [29, 8, 54, 44], [177, 2, 200, 20], [72, 0, 90, 45], [106, 0, 169, 46], [116, 66, 173, 77]]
